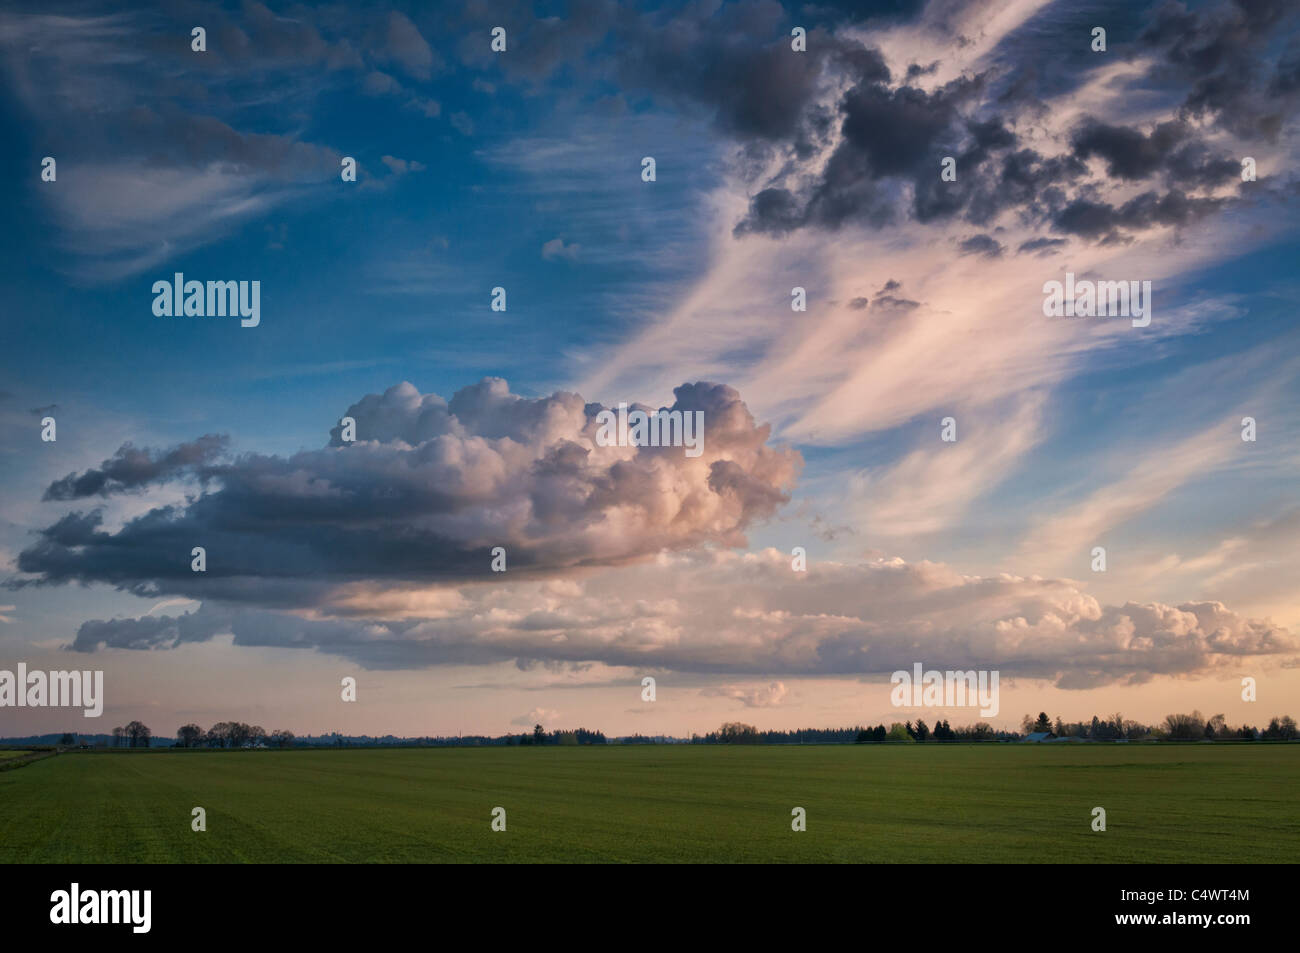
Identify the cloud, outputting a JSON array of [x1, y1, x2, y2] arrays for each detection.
[[958, 233, 1003, 258], [850, 392, 1046, 537], [723, 0, 1297, 244], [1138, 0, 1300, 140], [0, 605, 14, 623], [16, 379, 800, 605], [1017, 236, 1067, 256], [511, 708, 559, 727], [1050, 190, 1228, 243], [703, 681, 788, 707], [377, 11, 439, 80], [449, 111, 474, 136], [43, 435, 228, 500], [380, 155, 426, 176], [63, 550, 1297, 688], [1019, 420, 1240, 565], [541, 237, 580, 261], [0, 6, 458, 278]]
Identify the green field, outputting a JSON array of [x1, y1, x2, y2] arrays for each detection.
[[0, 750, 33, 761], [1, 744, 1295, 863]]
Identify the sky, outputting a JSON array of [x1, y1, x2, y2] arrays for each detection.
[[1, 0, 1298, 740]]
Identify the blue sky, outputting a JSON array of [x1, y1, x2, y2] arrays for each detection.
[[2, 0, 1299, 738]]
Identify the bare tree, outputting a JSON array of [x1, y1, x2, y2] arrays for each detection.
[[1163, 711, 1205, 741], [176, 724, 204, 748], [123, 720, 152, 748]]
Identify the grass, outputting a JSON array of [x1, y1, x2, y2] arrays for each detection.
[[1, 744, 1295, 863], [0, 750, 33, 761]]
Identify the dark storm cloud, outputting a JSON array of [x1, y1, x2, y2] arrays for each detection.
[[1017, 236, 1068, 256], [43, 435, 229, 500], [736, 72, 989, 235], [614, 10, 892, 149], [729, 0, 1299, 245], [72, 608, 229, 652], [15, 379, 801, 607], [1070, 118, 1240, 189], [1071, 119, 1189, 180], [1052, 189, 1228, 242], [958, 233, 1003, 258], [1140, 0, 1300, 140]]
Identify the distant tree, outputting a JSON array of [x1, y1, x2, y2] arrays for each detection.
[[111, 725, 125, 747], [887, 722, 914, 742], [854, 728, 871, 744], [873, 724, 887, 742], [268, 730, 295, 749], [176, 724, 203, 748], [913, 719, 930, 741], [1033, 712, 1052, 733], [718, 722, 760, 744], [1163, 711, 1205, 741], [1263, 716, 1298, 741], [59, 732, 76, 746], [124, 720, 151, 748], [227, 722, 252, 748], [532, 723, 545, 745], [957, 722, 996, 741]]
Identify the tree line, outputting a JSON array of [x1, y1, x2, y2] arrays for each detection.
[[507, 725, 607, 746], [109, 721, 152, 747], [70, 709, 1300, 750], [692, 723, 866, 744], [1018, 710, 1298, 741], [694, 711, 1299, 745], [852, 720, 1010, 742], [174, 722, 296, 748]]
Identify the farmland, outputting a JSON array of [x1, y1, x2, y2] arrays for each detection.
[[1, 744, 1295, 863]]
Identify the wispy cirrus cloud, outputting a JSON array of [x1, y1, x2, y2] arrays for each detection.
[[0, 4, 448, 279]]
